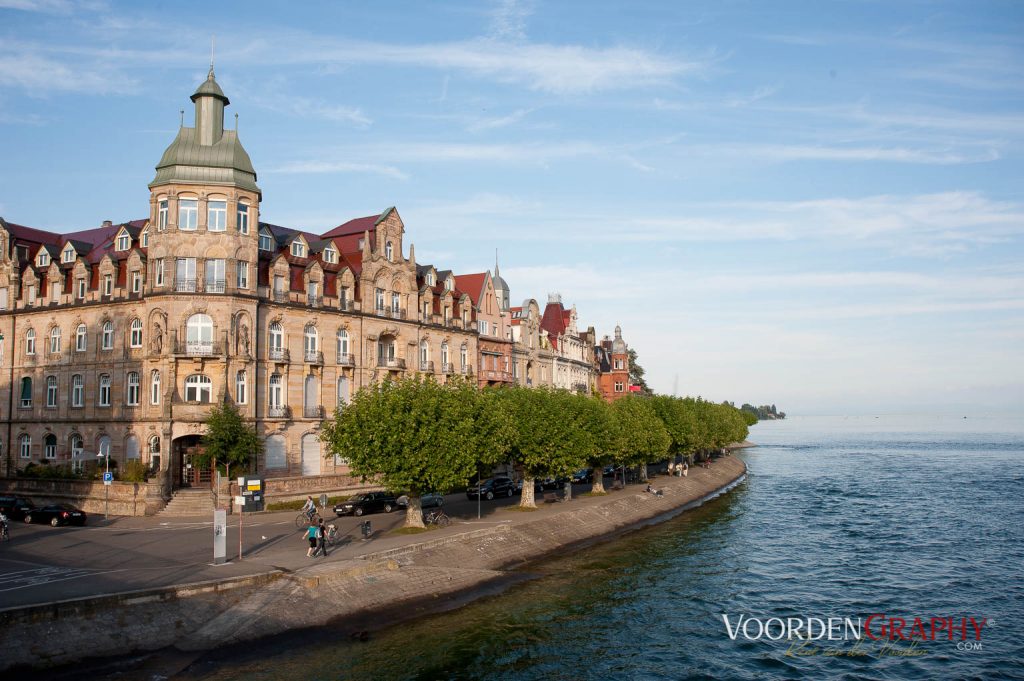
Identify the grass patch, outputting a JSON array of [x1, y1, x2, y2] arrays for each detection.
[[391, 527, 431, 535], [266, 495, 350, 512], [579, 491, 609, 497], [501, 505, 539, 512]]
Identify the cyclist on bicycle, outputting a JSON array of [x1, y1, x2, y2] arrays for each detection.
[[0, 511, 9, 540], [301, 495, 316, 521]]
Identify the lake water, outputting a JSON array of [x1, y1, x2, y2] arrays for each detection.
[[181, 414, 1024, 680]]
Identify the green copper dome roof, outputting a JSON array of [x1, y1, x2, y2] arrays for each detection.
[[191, 69, 229, 104]]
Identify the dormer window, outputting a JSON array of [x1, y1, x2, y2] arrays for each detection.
[[444, 277, 453, 292], [258, 229, 273, 251], [37, 251, 50, 267], [290, 241, 306, 258], [61, 245, 76, 264], [116, 232, 131, 252], [385, 241, 394, 261], [322, 246, 337, 264], [358, 238, 364, 250], [426, 271, 435, 286], [141, 230, 149, 248]]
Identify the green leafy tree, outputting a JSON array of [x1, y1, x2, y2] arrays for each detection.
[[196, 402, 262, 483], [609, 395, 670, 481], [321, 376, 495, 527], [627, 348, 651, 396]]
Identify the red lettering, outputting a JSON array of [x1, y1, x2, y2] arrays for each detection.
[[908, 618, 927, 640], [970, 617, 987, 641], [889, 617, 907, 641], [864, 613, 884, 641], [951, 618, 969, 641], [930, 617, 950, 641]]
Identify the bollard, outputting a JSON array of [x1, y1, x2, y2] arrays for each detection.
[[360, 520, 371, 540]]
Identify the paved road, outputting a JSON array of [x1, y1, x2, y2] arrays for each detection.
[[0, 483, 597, 610]]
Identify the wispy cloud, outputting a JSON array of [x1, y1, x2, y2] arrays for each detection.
[[0, 53, 134, 94], [466, 107, 533, 132], [692, 143, 999, 165], [268, 160, 408, 180], [488, 0, 533, 42]]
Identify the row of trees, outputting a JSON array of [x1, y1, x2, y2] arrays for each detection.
[[319, 377, 749, 528]]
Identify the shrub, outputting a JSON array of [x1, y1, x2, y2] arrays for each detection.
[[119, 460, 149, 483]]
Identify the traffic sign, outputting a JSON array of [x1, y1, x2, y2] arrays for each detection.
[[103, 472, 113, 485]]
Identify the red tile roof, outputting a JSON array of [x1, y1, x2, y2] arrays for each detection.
[[322, 214, 378, 239], [540, 301, 567, 336], [454, 273, 487, 307]]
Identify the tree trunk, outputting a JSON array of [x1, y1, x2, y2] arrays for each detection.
[[520, 476, 537, 508], [640, 463, 648, 482], [591, 466, 605, 493], [405, 496, 425, 528]]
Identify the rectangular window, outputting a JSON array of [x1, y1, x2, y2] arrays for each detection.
[[237, 203, 249, 234], [339, 286, 349, 309], [614, 359, 623, 370], [62, 247, 75, 263], [76, 326, 86, 352], [176, 257, 197, 292], [126, 373, 140, 406], [290, 241, 306, 257], [46, 377, 58, 408], [151, 371, 160, 405], [116, 233, 131, 251], [27, 285, 36, 306], [141, 230, 149, 247], [178, 199, 198, 230], [236, 261, 249, 289], [391, 293, 401, 313], [208, 200, 227, 232], [273, 274, 284, 296], [308, 281, 319, 305], [103, 274, 112, 296], [479, 320, 488, 336], [158, 200, 169, 229], [77, 279, 86, 299], [50, 282, 60, 302], [236, 371, 248, 405], [98, 375, 111, 406], [132, 271, 142, 293], [154, 259, 164, 287], [259, 231, 272, 251], [20, 378, 32, 408], [205, 259, 226, 293], [614, 382, 624, 393], [0, 288, 7, 310], [375, 288, 384, 311], [38, 251, 50, 267]]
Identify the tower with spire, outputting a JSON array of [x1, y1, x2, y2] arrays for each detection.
[[492, 250, 510, 312]]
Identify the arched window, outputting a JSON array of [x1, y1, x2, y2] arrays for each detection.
[[101, 321, 113, 349], [150, 370, 160, 405], [46, 375, 58, 407], [25, 329, 35, 356], [269, 322, 283, 352], [337, 328, 350, 362], [98, 374, 111, 406], [19, 434, 31, 459], [304, 324, 318, 354], [236, 370, 247, 405], [419, 339, 429, 370], [184, 374, 212, 403], [377, 336, 396, 364], [49, 326, 61, 354], [76, 324, 87, 352], [70, 434, 84, 472], [71, 374, 84, 407], [268, 374, 283, 409], [265, 434, 286, 470], [19, 376, 32, 407], [126, 371, 140, 405], [186, 314, 213, 354], [148, 435, 161, 472], [385, 240, 394, 261], [44, 434, 57, 459], [129, 318, 143, 348]]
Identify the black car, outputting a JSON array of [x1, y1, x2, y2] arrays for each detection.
[[397, 493, 444, 509], [24, 504, 87, 527], [334, 491, 399, 517], [571, 469, 592, 484], [466, 477, 516, 500], [0, 495, 36, 521], [534, 477, 563, 491]]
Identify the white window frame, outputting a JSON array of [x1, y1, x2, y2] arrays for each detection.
[[126, 371, 140, 406], [25, 329, 35, 356], [131, 271, 141, 293], [103, 274, 113, 296], [237, 202, 250, 235], [37, 251, 49, 267], [207, 200, 227, 232], [236, 261, 249, 289], [102, 321, 114, 350], [76, 278, 86, 299], [129, 318, 143, 348], [375, 288, 385, 311], [185, 374, 212, 403], [304, 325, 318, 353], [150, 370, 161, 405], [98, 374, 111, 406], [20, 377, 32, 408], [116, 232, 131, 251], [336, 329, 349, 359], [62, 246, 76, 263], [46, 375, 58, 408], [178, 198, 198, 230], [19, 435, 31, 459], [158, 199, 169, 230], [259, 230, 273, 251], [154, 259, 165, 287], [323, 246, 337, 264], [236, 370, 247, 405], [385, 241, 393, 261], [290, 240, 306, 258], [75, 324, 87, 352], [71, 374, 84, 407], [268, 374, 283, 408], [49, 327, 61, 354], [205, 258, 226, 293]]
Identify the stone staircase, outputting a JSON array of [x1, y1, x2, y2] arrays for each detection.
[[157, 488, 216, 517]]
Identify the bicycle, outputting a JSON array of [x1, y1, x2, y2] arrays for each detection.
[[295, 509, 323, 530], [324, 523, 344, 547], [424, 508, 451, 528], [1, 521, 8, 542]]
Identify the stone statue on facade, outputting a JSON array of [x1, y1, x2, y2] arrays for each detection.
[[239, 322, 250, 356], [151, 322, 163, 354]]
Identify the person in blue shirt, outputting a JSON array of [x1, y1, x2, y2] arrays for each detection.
[[306, 520, 318, 557]]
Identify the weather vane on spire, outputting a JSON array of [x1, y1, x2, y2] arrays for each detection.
[[209, 35, 216, 78]]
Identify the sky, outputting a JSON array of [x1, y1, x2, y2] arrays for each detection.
[[0, 0, 1022, 415]]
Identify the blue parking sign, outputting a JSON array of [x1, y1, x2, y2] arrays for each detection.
[[103, 472, 113, 483]]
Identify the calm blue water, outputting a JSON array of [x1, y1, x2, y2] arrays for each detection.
[[183, 414, 1024, 680]]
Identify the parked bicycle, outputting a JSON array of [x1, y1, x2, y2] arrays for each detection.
[[324, 523, 342, 546], [424, 508, 451, 527]]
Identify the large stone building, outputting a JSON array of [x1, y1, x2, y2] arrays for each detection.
[[594, 325, 631, 401], [0, 68, 604, 496]]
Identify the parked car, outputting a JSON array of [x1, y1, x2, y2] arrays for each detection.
[[334, 491, 400, 517], [0, 495, 36, 521], [571, 469, 592, 484], [534, 477, 564, 491], [24, 504, 87, 527], [396, 493, 444, 509], [466, 476, 516, 500]]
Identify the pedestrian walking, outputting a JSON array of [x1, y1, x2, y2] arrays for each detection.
[[316, 519, 328, 558], [683, 462, 688, 477], [306, 520, 318, 557]]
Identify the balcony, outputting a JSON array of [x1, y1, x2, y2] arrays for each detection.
[[175, 278, 197, 293], [173, 340, 223, 357], [303, 405, 324, 419], [304, 350, 324, 364], [460, 365, 470, 375], [485, 370, 513, 382], [377, 357, 406, 370], [272, 290, 289, 303], [388, 308, 406, 320], [267, 405, 290, 419], [441, 362, 454, 374], [307, 295, 322, 308], [337, 353, 355, 366], [268, 347, 289, 362], [375, 306, 386, 317], [205, 279, 226, 294], [419, 360, 434, 372]]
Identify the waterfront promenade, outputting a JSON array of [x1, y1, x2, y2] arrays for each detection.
[[0, 456, 746, 674]]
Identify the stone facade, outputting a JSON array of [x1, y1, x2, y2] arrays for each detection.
[[0, 68, 607, 491]]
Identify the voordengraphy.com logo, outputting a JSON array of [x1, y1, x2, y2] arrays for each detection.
[[721, 614, 988, 647]]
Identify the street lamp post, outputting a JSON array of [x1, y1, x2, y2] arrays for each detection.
[[97, 452, 110, 519]]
